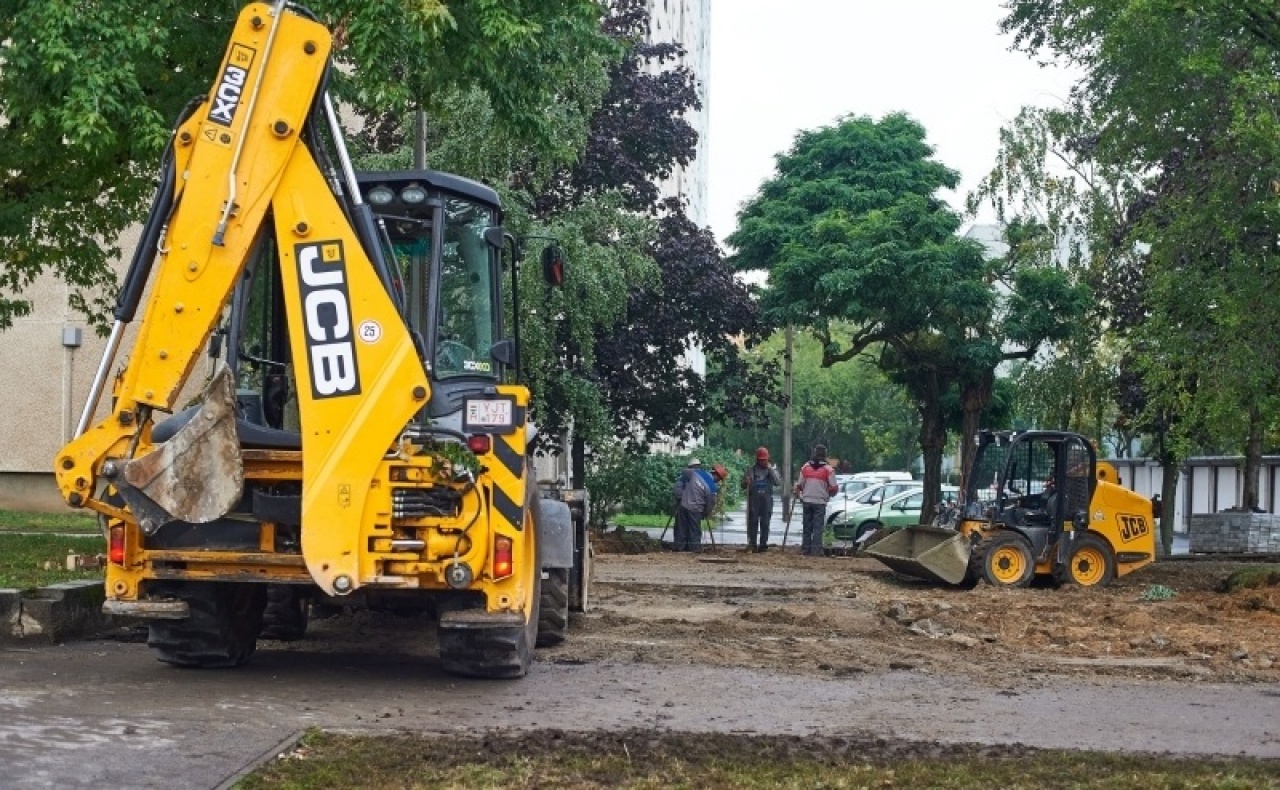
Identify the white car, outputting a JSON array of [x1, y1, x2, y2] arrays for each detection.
[[826, 479, 920, 525]]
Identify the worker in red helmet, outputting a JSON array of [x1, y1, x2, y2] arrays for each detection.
[[741, 446, 782, 552]]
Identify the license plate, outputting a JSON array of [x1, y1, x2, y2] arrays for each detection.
[[465, 399, 513, 428]]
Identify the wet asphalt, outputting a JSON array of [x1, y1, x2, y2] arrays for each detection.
[[2, 632, 1278, 789]]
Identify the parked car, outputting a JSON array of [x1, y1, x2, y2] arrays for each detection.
[[830, 471, 913, 500], [826, 480, 921, 525], [830, 485, 959, 544]]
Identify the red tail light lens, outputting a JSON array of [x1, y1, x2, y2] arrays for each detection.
[[109, 524, 125, 565], [467, 434, 491, 454], [493, 535, 513, 579]]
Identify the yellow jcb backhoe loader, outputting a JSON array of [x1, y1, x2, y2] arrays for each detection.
[[52, 1, 589, 677], [866, 430, 1156, 588]]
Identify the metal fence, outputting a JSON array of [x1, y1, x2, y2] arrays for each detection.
[[1105, 456, 1280, 534]]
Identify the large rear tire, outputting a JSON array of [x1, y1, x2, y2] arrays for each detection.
[[147, 582, 266, 668], [976, 531, 1034, 588], [438, 489, 542, 679], [536, 568, 569, 648], [259, 584, 309, 641], [1056, 532, 1115, 587]]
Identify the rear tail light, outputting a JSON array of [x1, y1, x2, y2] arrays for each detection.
[[493, 535, 513, 579], [108, 524, 125, 565], [467, 434, 491, 454]]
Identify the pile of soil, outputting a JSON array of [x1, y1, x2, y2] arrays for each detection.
[[591, 526, 665, 554]]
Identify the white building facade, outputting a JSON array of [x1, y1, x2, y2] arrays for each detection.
[[648, 0, 711, 411], [648, 0, 711, 228]]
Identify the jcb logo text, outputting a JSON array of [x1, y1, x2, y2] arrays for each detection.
[[296, 241, 362, 399], [1117, 513, 1149, 543]]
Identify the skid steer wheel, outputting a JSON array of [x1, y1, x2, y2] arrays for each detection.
[[147, 582, 266, 668], [259, 584, 309, 641], [977, 532, 1034, 588], [536, 568, 569, 648], [1056, 532, 1115, 587]]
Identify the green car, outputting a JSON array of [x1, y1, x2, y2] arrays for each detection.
[[830, 486, 958, 543]]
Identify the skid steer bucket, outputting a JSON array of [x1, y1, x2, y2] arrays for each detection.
[[863, 526, 973, 585]]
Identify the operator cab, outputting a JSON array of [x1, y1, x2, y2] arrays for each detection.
[[219, 168, 541, 441], [356, 170, 509, 419]]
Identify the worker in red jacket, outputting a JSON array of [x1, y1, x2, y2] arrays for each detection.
[[794, 444, 838, 556]]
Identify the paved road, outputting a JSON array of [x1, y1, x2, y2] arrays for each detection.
[[2, 633, 1278, 789]]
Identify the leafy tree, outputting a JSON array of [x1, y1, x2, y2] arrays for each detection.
[[968, 106, 1138, 444], [530, 0, 700, 216], [590, 200, 773, 449], [522, 0, 772, 464], [1002, 0, 1280, 512], [0, 0, 611, 330], [728, 112, 1078, 516], [707, 330, 920, 474]]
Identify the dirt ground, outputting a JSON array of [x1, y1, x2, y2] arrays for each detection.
[[557, 532, 1280, 685]]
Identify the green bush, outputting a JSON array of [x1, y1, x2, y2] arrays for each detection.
[[586, 445, 748, 522], [1219, 566, 1280, 593]]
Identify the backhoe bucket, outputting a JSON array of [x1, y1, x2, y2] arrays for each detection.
[[863, 526, 973, 585]]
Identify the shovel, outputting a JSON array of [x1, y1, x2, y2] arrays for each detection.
[[780, 495, 796, 547]]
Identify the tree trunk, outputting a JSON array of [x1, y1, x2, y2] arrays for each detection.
[[916, 376, 946, 522], [1242, 405, 1262, 511], [1158, 456, 1178, 558], [959, 370, 994, 497], [1156, 422, 1178, 558]]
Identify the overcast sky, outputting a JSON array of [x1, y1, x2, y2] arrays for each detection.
[[707, 0, 1078, 247]]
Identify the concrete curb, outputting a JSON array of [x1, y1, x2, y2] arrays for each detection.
[[0, 580, 122, 644]]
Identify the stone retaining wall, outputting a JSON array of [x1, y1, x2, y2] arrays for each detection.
[[1188, 513, 1280, 553], [0, 580, 118, 643]]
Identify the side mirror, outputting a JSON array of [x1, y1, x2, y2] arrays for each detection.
[[483, 226, 506, 249], [490, 338, 517, 367], [541, 245, 565, 287]]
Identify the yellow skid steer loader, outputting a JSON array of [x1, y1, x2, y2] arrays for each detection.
[[866, 430, 1156, 588]]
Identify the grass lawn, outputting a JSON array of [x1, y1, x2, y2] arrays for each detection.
[[0, 508, 98, 534], [610, 513, 669, 529], [238, 730, 1280, 790], [0, 534, 104, 590]]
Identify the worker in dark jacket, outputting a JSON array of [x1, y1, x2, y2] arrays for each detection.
[[672, 459, 719, 552], [794, 444, 838, 556], [742, 447, 782, 552]]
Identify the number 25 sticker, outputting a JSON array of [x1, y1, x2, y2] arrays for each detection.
[[358, 320, 382, 344]]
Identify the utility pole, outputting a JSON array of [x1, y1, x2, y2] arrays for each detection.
[[782, 325, 794, 508]]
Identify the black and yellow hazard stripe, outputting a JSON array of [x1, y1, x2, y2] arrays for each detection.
[[484, 387, 531, 531]]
